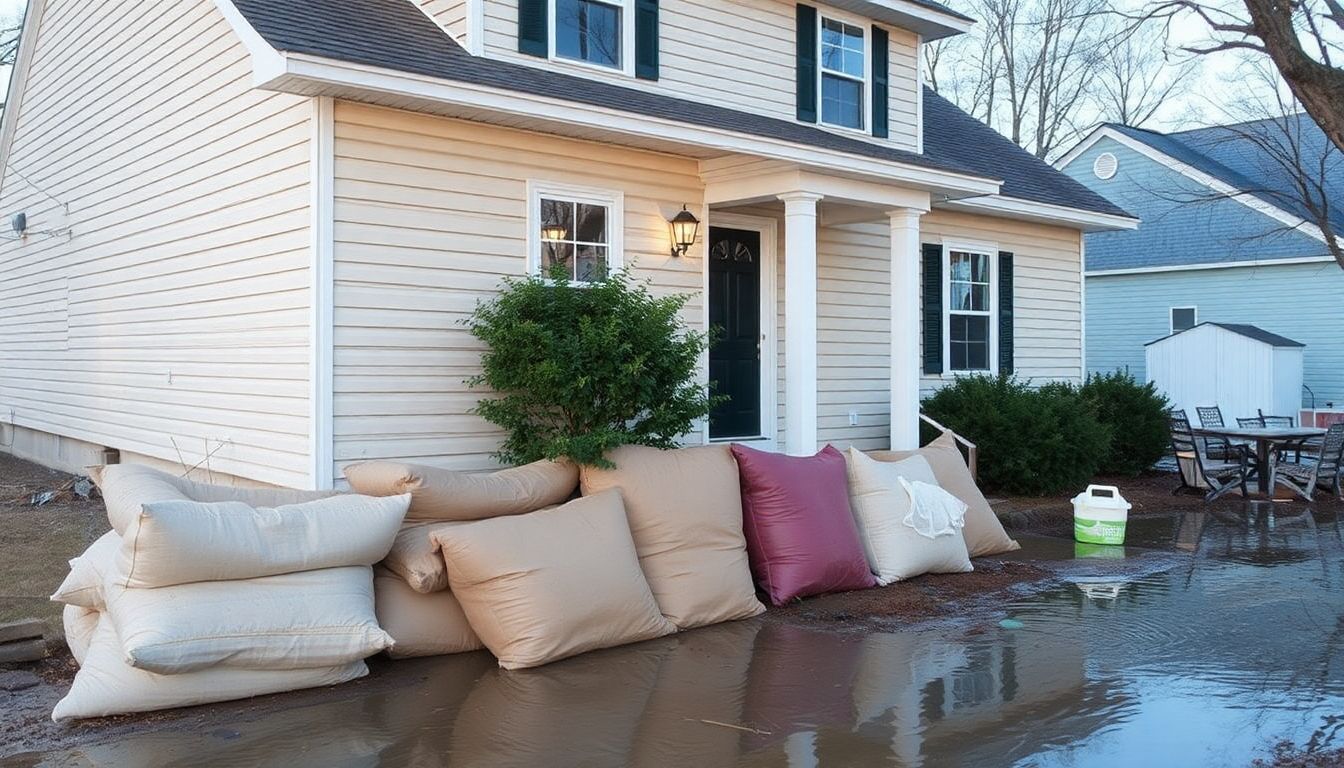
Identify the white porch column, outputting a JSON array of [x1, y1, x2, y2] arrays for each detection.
[[888, 207, 924, 450], [780, 192, 822, 455]]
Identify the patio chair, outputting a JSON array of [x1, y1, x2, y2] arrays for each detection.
[[1236, 417, 1264, 428], [1260, 411, 1309, 461], [1269, 423, 1344, 502], [1195, 405, 1239, 461], [1170, 412, 1251, 503]]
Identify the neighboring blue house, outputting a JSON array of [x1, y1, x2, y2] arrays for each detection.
[[1056, 118, 1344, 410]]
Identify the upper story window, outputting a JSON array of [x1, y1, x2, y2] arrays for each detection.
[[529, 182, 624, 283], [1171, 306, 1197, 332], [819, 16, 867, 130], [947, 249, 994, 372], [554, 0, 625, 69]]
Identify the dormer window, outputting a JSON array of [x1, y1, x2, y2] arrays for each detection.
[[819, 16, 866, 130], [555, 0, 625, 70]]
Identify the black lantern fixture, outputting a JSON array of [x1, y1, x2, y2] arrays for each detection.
[[668, 205, 700, 257]]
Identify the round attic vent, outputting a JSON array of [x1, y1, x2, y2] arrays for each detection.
[[1093, 152, 1118, 180]]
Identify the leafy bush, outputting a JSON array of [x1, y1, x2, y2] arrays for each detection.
[[467, 268, 717, 468], [921, 374, 1111, 495], [1080, 370, 1170, 476]]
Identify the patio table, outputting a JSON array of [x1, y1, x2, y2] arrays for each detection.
[[1193, 426, 1326, 495]]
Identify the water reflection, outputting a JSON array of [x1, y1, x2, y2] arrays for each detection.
[[19, 508, 1344, 768]]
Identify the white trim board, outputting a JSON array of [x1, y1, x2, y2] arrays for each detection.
[[1056, 125, 1335, 245], [1085, 254, 1338, 276], [0, 0, 45, 194], [938, 194, 1138, 232], [309, 96, 335, 490], [703, 211, 779, 449]]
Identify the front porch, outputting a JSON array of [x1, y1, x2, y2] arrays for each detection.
[[701, 161, 932, 456]]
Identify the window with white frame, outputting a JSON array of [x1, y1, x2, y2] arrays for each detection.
[[554, 0, 629, 70], [530, 184, 623, 282], [947, 248, 994, 372], [1171, 306, 1197, 332], [819, 16, 866, 130]]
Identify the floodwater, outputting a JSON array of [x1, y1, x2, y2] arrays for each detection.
[[17, 504, 1344, 767]]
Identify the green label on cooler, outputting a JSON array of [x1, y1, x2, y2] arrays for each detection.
[[1074, 517, 1126, 546]]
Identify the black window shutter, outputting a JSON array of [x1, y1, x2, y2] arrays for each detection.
[[922, 244, 943, 375], [871, 26, 889, 138], [998, 251, 1015, 374], [796, 4, 817, 123], [518, 0, 548, 57], [635, 0, 659, 80]]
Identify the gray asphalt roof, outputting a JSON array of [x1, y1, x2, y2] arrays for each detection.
[[231, 0, 1130, 218], [1146, 322, 1305, 348]]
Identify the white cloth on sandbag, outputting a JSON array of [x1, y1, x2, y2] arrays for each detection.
[[898, 477, 969, 539], [50, 531, 120, 610], [53, 618, 367, 721], [115, 494, 410, 588], [105, 566, 392, 674], [63, 604, 99, 666]]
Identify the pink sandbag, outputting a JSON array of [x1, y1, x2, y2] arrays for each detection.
[[730, 444, 876, 606]]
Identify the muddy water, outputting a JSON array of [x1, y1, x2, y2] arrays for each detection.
[[17, 505, 1344, 767]]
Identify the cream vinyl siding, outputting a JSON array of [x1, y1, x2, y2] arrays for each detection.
[[331, 101, 704, 475], [481, 0, 921, 152], [920, 209, 1085, 389], [0, 0, 313, 487], [416, 0, 472, 42]]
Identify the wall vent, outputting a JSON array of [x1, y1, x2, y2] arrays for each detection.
[[1093, 152, 1119, 180]]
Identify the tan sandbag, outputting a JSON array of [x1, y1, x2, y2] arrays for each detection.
[[52, 618, 367, 721], [432, 490, 676, 670], [99, 463, 340, 535], [869, 431, 1020, 557], [381, 521, 451, 593], [105, 566, 392, 674], [343, 459, 577, 522], [373, 567, 483, 659], [580, 444, 764, 629], [844, 449, 972, 584], [50, 531, 120, 610], [63, 605, 99, 666], [115, 494, 410, 588]]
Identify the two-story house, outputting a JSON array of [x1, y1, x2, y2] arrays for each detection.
[[0, 0, 1136, 489], [1057, 119, 1343, 415]]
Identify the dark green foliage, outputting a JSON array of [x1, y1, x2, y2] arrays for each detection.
[[921, 374, 1111, 495], [1080, 370, 1171, 476], [467, 268, 718, 468]]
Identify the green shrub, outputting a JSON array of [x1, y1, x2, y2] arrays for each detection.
[[467, 268, 718, 468], [1080, 370, 1170, 476], [921, 374, 1111, 495]]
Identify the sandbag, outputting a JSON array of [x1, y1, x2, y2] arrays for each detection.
[[382, 522, 451, 594], [115, 494, 410, 588], [373, 567, 483, 659], [844, 449, 972, 585], [50, 531, 120, 610], [432, 490, 676, 670], [53, 618, 367, 721], [869, 431, 1020, 557], [64, 605, 99, 666], [98, 463, 339, 535], [105, 566, 391, 674], [344, 460, 577, 522], [730, 444, 876, 606], [579, 444, 765, 630]]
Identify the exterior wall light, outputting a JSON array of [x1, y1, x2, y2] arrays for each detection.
[[669, 205, 700, 257]]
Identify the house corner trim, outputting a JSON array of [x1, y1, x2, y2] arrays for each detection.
[[310, 96, 336, 490]]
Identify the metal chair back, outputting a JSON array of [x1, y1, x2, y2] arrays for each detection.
[[1236, 417, 1264, 428], [1260, 413, 1295, 428], [1318, 423, 1344, 478], [1196, 406, 1225, 428]]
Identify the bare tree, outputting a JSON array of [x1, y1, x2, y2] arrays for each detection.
[[1146, 0, 1344, 154], [1096, 22, 1199, 127]]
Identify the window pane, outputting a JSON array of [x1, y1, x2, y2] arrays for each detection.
[[843, 49, 864, 78], [971, 284, 990, 312], [821, 74, 863, 128], [971, 253, 990, 283], [950, 252, 971, 282], [555, 0, 621, 69], [542, 241, 574, 274], [540, 198, 574, 240], [822, 18, 844, 46], [576, 244, 608, 282], [950, 283, 971, 312], [950, 341, 968, 371], [575, 203, 607, 243], [1172, 307, 1196, 331], [949, 315, 990, 371]]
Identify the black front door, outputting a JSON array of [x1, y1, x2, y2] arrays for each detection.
[[708, 227, 762, 440]]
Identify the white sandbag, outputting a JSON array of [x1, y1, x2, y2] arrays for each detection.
[[373, 567, 483, 659], [53, 618, 368, 721], [116, 494, 411, 588], [50, 531, 120, 610], [105, 566, 392, 674], [845, 449, 972, 585], [63, 605, 100, 666]]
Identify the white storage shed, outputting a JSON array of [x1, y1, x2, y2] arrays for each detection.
[[1146, 323, 1305, 422]]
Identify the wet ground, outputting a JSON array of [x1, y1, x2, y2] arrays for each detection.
[[3, 455, 1343, 767]]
